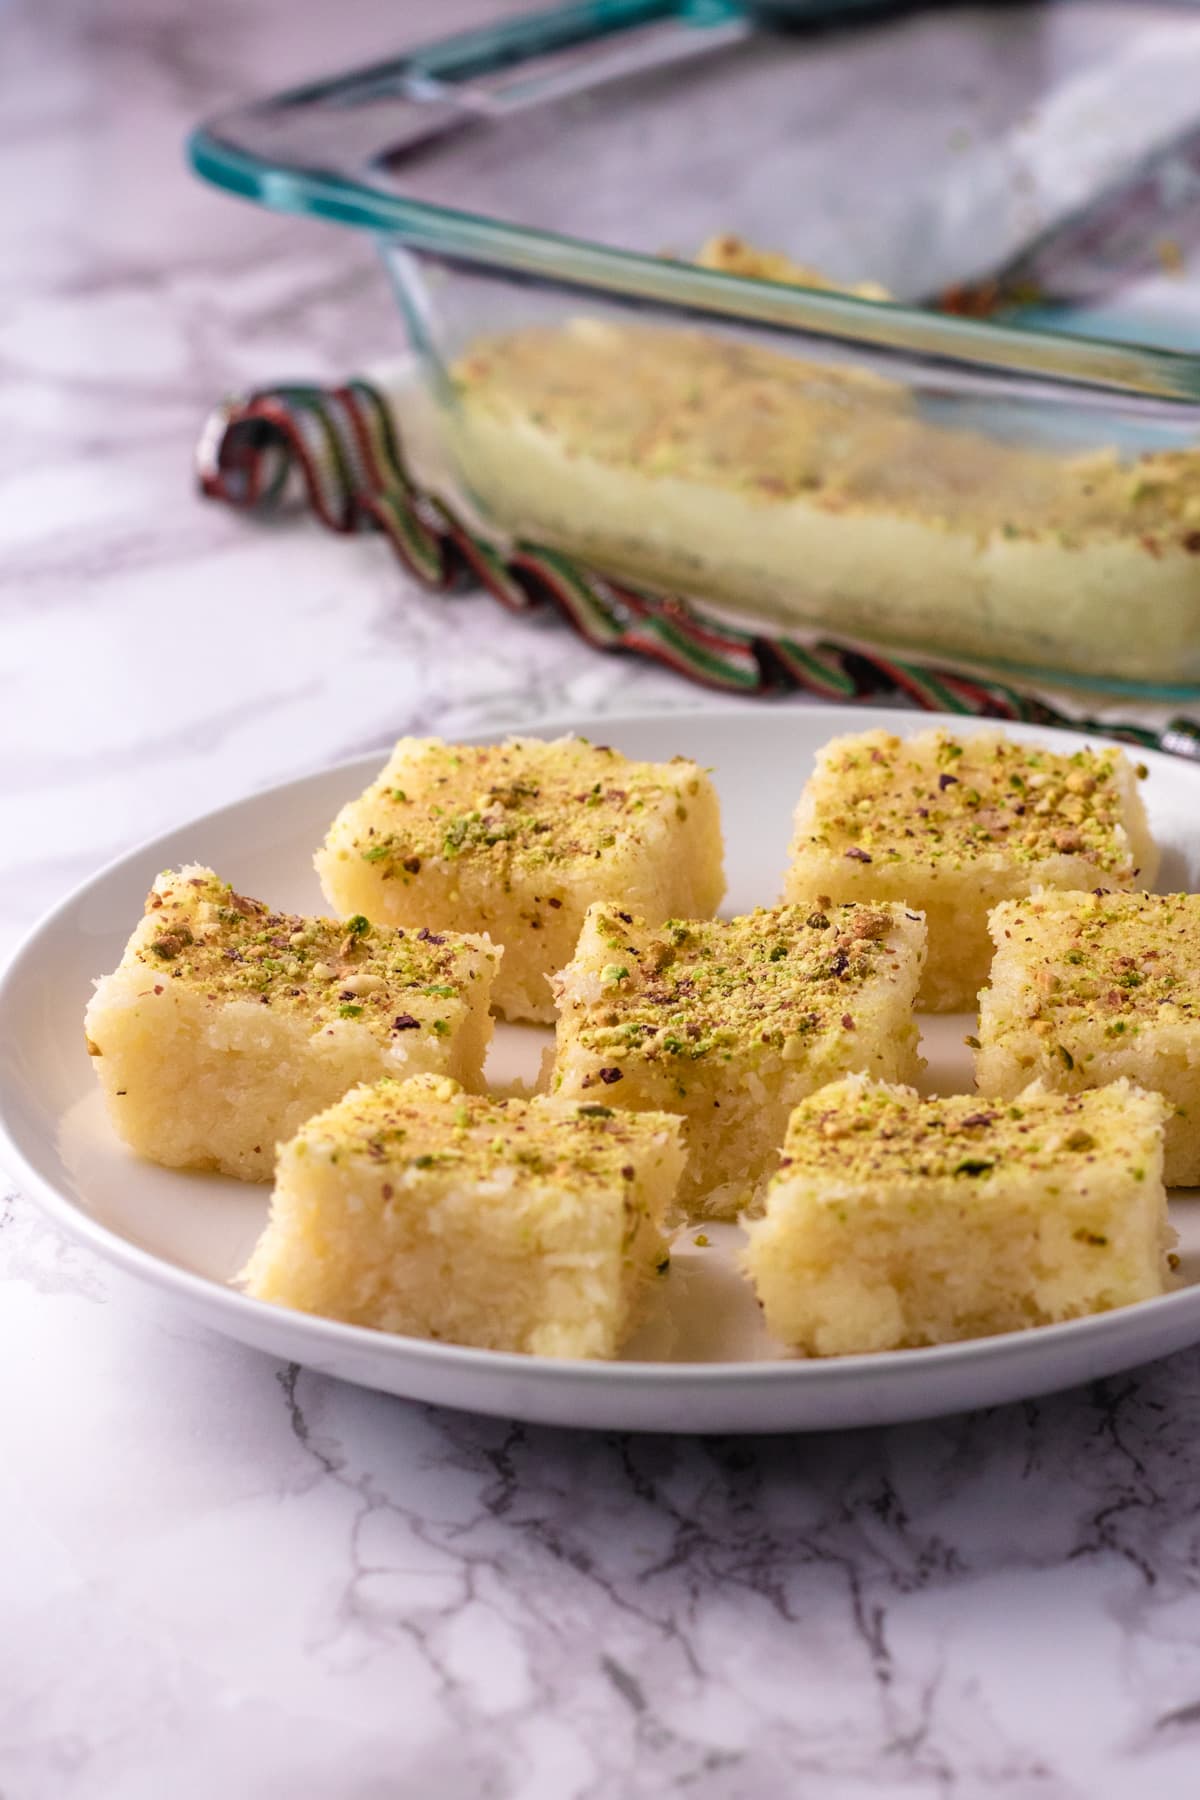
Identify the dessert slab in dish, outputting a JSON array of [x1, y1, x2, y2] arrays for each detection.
[[4, 705, 1200, 1433]]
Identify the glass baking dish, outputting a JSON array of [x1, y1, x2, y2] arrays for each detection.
[[190, 0, 1200, 694]]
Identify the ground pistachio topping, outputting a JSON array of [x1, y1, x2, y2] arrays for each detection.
[[135, 867, 491, 1030], [776, 1079, 1160, 1187], [798, 729, 1140, 874], [304, 1074, 670, 1184], [564, 901, 915, 1067], [349, 737, 703, 878], [990, 890, 1200, 1041]]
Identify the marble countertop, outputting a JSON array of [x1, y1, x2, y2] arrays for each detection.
[[5, 2, 1200, 1794]]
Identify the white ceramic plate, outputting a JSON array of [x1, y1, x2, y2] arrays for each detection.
[[4, 705, 1200, 1434]]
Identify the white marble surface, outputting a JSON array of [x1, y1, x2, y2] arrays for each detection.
[[6, 3, 1200, 1795]]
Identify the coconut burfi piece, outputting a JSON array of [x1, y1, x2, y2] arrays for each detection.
[[550, 900, 926, 1219], [784, 728, 1157, 1012], [315, 735, 724, 1024], [240, 1073, 685, 1357], [744, 1075, 1173, 1356], [84, 866, 500, 1182], [978, 889, 1200, 1186]]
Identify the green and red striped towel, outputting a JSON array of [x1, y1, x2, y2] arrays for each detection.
[[197, 378, 1200, 758]]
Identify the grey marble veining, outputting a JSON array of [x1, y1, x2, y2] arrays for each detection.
[[5, 2, 1200, 1795]]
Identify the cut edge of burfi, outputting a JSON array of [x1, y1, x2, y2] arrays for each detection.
[[742, 1072, 1174, 1356], [783, 728, 1159, 1011], [551, 899, 927, 1219], [84, 866, 502, 1182], [977, 888, 1200, 1185], [314, 735, 725, 1023], [239, 1073, 687, 1358]]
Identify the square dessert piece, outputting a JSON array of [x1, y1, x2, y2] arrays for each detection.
[[784, 728, 1157, 1012], [743, 1075, 1172, 1356], [550, 900, 926, 1218], [85, 866, 500, 1182], [315, 735, 724, 1023], [240, 1073, 685, 1358], [978, 889, 1200, 1185]]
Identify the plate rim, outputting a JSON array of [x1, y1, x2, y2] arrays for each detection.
[[4, 700, 1200, 1396]]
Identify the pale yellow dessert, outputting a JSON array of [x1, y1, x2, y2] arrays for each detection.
[[783, 728, 1157, 1012], [240, 1073, 685, 1358], [743, 1075, 1173, 1356], [978, 889, 1200, 1185], [316, 735, 724, 1024], [550, 900, 926, 1219], [84, 866, 499, 1182], [425, 310, 1200, 684]]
